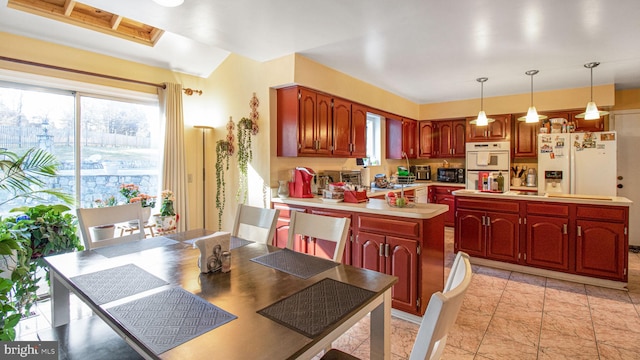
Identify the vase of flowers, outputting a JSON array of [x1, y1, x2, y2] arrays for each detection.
[[154, 190, 177, 233], [120, 183, 156, 226]]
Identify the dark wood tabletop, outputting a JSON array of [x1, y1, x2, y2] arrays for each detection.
[[44, 229, 397, 360]]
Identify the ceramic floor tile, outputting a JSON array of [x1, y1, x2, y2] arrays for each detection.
[[389, 324, 417, 358], [444, 321, 486, 354], [541, 311, 595, 340], [544, 286, 589, 308], [597, 342, 640, 360], [543, 298, 592, 322], [440, 344, 476, 360], [538, 331, 600, 360], [476, 331, 539, 360], [499, 287, 545, 312], [484, 313, 542, 347]]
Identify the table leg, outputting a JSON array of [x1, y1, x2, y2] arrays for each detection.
[[50, 270, 70, 327], [370, 289, 391, 360]]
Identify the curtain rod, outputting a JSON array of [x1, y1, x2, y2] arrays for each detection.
[[0, 56, 166, 89]]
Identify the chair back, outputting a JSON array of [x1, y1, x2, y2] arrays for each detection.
[[76, 202, 146, 250], [409, 251, 472, 360], [231, 204, 280, 245], [286, 211, 350, 262]]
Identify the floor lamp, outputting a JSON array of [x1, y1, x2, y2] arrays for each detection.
[[194, 125, 214, 229]]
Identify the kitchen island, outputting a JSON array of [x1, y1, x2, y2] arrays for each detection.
[[453, 189, 632, 289], [271, 197, 448, 316]]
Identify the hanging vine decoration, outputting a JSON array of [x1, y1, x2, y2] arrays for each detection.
[[236, 117, 253, 203], [215, 117, 235, 230]]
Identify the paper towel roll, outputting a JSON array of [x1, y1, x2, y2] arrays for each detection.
[[360, 167, 370, 187]]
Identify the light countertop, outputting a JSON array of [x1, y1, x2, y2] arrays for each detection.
[[272, 197, 448, 219], [452, 189, 633, 206]]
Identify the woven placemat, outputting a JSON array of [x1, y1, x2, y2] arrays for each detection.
[[258, 278, 375, 338], [107, 287, 237, 355], [250, 249, 339, 279], [93, 237, 179, 258], [71, 264, 168, 305]]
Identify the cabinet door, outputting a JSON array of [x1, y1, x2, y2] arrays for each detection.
[[272, 203, 307, 249], [570, 110, 605, 132], [386, 236, 418, 313], [526, 215, 569, 271], [575, 220, 626, 280], [298, 88, 317, 155], [402, 118, 417, 158], [451, 120, 466, 157], [315, 93, 333, 155], [435, 194, 454, 227], [486, 211, 519, 263], [351, 104, 368, 158], [386, 117, 403, 159], [418, 121, 434, 158], [332, 98, 352, 157], [513, 120, 538, 158], [353, 231, 385, 272], [455, 209, 485, 257], [436, 121, 453, 158], [466, 114, 511, 142], [308, 208, 352, 265]]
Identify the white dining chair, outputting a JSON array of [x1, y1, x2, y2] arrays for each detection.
[[321, 251, 473, 360], [231, 204, 280, 245], [286, 211, 350, 263], [76, 202, 146, 250]]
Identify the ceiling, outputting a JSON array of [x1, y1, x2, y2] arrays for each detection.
[[1, 0, 640, 104]]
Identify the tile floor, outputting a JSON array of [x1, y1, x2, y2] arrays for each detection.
[[17, 228, 640, 359]]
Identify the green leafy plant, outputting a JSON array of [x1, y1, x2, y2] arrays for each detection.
[[159, 190, 175, 216], [215, 140, 232, 230], [119, 183, 156, 208], [0, 222, 30, 341], [236, 117, 254, 204]]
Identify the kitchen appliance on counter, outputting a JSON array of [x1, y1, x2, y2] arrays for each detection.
[[410, 165, 431, 181], [315, 175, 332, 195], [321, 170, 362, 187], [465, 141, 510, 191], [437, 168, 465, 183], [537, 132, 617, 196], [289, 167, 316, 198]]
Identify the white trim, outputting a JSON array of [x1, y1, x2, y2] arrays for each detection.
[[0, 68, 157, 104]]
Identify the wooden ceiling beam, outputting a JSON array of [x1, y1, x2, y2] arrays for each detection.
[[110, 15, 122, 30], [63, 0, 76, 17]]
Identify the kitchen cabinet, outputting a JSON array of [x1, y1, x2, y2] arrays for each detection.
[[277, 86, 332, 157], [308, 208, 353, 265], [386, 116, 417, 159], [513, 118, 539, 158], [570, 109, 606, 132], [524, 203, 570, 272], [428, 186, 458, 226], [574, 205, 627, 281], [418, 121, 434, 158], [433, 119, 466, 158], [466, 114, 511, 142], [353, 215, 420, 313], [272, 202, 307, 249], [332, 99, 367, 158], [455, 198, 520, 263]]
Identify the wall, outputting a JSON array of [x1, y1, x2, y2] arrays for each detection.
[[613, 89, 640, 110]]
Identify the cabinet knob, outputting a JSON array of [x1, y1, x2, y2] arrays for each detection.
[[617, 184, 623, 189], [617, 175, 623, 180]]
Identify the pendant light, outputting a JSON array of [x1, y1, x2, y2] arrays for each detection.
[[153, 0, 184, 7], [517, 70, 547, 123], [469, 77, 495, 126], [575, 62, 609, 120]]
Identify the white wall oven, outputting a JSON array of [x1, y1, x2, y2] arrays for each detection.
[[465, 141, 511, 191]]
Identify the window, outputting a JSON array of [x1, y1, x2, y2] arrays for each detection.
[[0, 80, 161, 215], [366, 113, 382, 166]]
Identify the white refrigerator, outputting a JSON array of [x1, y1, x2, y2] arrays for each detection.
[[537, 132, 617, 196]]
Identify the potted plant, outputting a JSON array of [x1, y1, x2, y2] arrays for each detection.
[[153, 189, 177, 233], [215, 140, 232, 230], [237, 117, 254, 204], [119, 183, 156, 225], [91, 195, 118, 240]]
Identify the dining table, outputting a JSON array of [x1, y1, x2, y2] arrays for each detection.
[[44, 229, 398, 360]]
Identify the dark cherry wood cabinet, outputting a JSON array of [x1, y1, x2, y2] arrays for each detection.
[[513, 119, 538, 158], [386, 116, 417, 159], [332, 99, 367, 158], [272, 202, 307, 249], [570, 109, 606, 132], [350, 104, 368, 158], [524, 202, 570, 272], [429, 186, 458, 226], [466, 114, 512, 142], [433, 119, 466, 158], [402, 118, 417, 158], [307, 207, 353, 265], [418, 121, 434, 158]]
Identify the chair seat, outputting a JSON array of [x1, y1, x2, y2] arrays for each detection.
[[321, 349, 360, 360], [37, 315, 142, 360]]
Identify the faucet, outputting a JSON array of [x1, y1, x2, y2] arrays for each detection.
[[402, 151, 410, 175]]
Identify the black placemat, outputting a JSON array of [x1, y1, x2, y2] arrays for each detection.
[[93, 237, 179, 258], [258, 278, 376, 338], [250, 249, 339, 279], [70, 264, 168, 305], [107, 287, 237, 355]]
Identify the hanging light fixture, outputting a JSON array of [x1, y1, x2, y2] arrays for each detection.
[[152, 0, 184, 7], [469, 77, 495, 126], [575, 62, 609, 120], [517, 70, 547, 123]]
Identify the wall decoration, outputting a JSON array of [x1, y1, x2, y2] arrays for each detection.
[[236, 93, 260, 204], [215, 117, 235, 230]]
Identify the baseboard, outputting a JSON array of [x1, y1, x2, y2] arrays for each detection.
[[391, 309, 422, 325]]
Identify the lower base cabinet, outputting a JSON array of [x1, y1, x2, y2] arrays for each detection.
[[454, 196, 629, 282], [272, 201, 445, 315]]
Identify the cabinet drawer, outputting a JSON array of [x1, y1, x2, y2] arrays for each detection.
[[434, 186, 459, 195], [273, 203, 306, 218], [576, 206, 627, 222], [356, 215, 420, 239], [456, 198, 520, 213], [526, 202, 569, 217], [309, 208, 352, 219]]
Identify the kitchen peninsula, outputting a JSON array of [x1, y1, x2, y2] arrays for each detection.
[[453, 189, 632, 289], [271, 197, 448, 316]]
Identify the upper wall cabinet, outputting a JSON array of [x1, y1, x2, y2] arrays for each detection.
[[277, 86, 366, 158], [434, 119, 466, 158], [466, 114, 512, 142], [418, 121, 434, 158], [512, 117, 539, 158], [387, 116, 417, 159]]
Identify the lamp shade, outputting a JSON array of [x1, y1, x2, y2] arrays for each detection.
[[576, 62, 609, 120], [153, 0, 184, 7]]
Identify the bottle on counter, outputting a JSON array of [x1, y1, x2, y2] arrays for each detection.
[[497, 172, 505, 192], [487, 173, 494, 191], [482, 174, 488, 191]]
